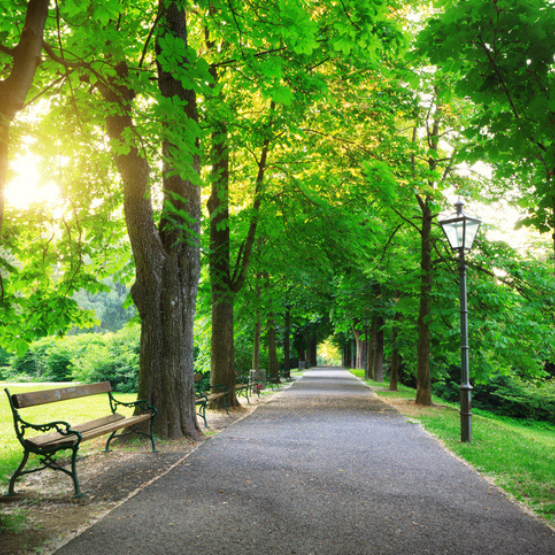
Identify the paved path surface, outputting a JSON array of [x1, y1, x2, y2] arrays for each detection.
[[56, 368, 555, 554]]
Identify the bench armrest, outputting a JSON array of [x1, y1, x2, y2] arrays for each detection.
[[108, 392, 157, 417]]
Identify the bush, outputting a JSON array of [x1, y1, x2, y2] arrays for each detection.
[[490, 378, 555, 422], [69, 325, 140, 392], [433, 369, 555, 423], [5, 326, 140, 392], [8, 337, 77, 381]]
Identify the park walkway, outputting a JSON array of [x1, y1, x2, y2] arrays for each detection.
[[55, 368, 555, 554]]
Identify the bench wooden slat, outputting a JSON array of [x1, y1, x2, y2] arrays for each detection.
[[204, 392, 227, 403], [26, 413, 152, 449], [26, 413, 126, 448], [12, 382, 112, 409]]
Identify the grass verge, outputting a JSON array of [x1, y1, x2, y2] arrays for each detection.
[[349, 369, 555, 527]]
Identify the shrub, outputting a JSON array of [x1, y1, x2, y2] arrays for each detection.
[[5, 326, 140, 391], [69, 325, 140, 392], [491, 378, 555, 422], [433, 369, 555, 423]]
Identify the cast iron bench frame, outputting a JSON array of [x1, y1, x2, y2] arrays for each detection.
[[4, 382, 157, 498], [235, 372, 260, 404], [194, 374, 229, 427]]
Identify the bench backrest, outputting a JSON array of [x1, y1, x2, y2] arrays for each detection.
[[10, 382, 112, 409]]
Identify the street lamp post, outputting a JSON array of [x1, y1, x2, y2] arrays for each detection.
[[439, 199, 482, 443]]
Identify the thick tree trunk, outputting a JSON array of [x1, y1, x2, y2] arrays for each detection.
[[0, 0, 50, 234], [100, 1, 203, 439], [133, 259, 200, 439], [210, 294, 238, 406], [267, 317, 279, 383], [415, 198, 433, 405]]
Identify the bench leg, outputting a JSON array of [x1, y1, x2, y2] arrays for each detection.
[[70, 445, 84, 499], [6, 449, 29, 496], [149, 416, 158, 453], [104, 431, 117, 453], [196, 402, 208, 428]]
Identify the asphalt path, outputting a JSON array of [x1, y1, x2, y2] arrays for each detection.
[[55, 367, 555, 554]]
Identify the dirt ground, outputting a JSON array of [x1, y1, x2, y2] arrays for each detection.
[[0, 402, 261, 555]]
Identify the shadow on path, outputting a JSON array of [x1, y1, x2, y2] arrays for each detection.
[[55, 367, 555, 555]]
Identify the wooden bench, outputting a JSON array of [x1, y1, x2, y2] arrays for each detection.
[[194, 374, 229, 427], [235, 373, 260, 404], [4, 382, 157, 498], [280, 369, 294, 382]]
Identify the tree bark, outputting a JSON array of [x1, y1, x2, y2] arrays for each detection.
[[283, 304, 291, 378], [252, 317, 261, 371], [267, 317, 279, 383], [415, 196, 433, 406], [0, 0, 50, 235], [309, 336, 317, 367], [365, 321, 374, 380], [352, 323, 367, 370], [100, 0, 202, 439], [373, 314, 384, 382], [389, 310, 401, 392]]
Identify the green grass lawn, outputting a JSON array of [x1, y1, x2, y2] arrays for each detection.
[[349, 369, 555, 527], [0, 384, 137, 491]]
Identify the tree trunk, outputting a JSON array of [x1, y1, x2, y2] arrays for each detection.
[[207, 117, 240, 408], [365, 321, 374, 380], [283, 305, 291, 378], [100, 0, 203, 439], [206, 64, 274, 404], [390, 310, 400, 392], [342, 343, 349, 368], [352, 324, 367, 370], [0, 0, 50, 235], [252, 317, 261, 371], [373, 314, 384, 382], [267, 317, 279, 383], [307, 334, 317, 368], [415, 197, 433, 405]]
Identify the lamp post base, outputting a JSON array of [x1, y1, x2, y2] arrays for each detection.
[[460, 384, 473, 442]]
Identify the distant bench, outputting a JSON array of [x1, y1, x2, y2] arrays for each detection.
[[194, 374, 229, 428], [4, 382, 157, 498], [235, 372, 260, 404]]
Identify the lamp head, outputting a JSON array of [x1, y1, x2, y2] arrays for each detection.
[[439, 199, 482, 252]]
